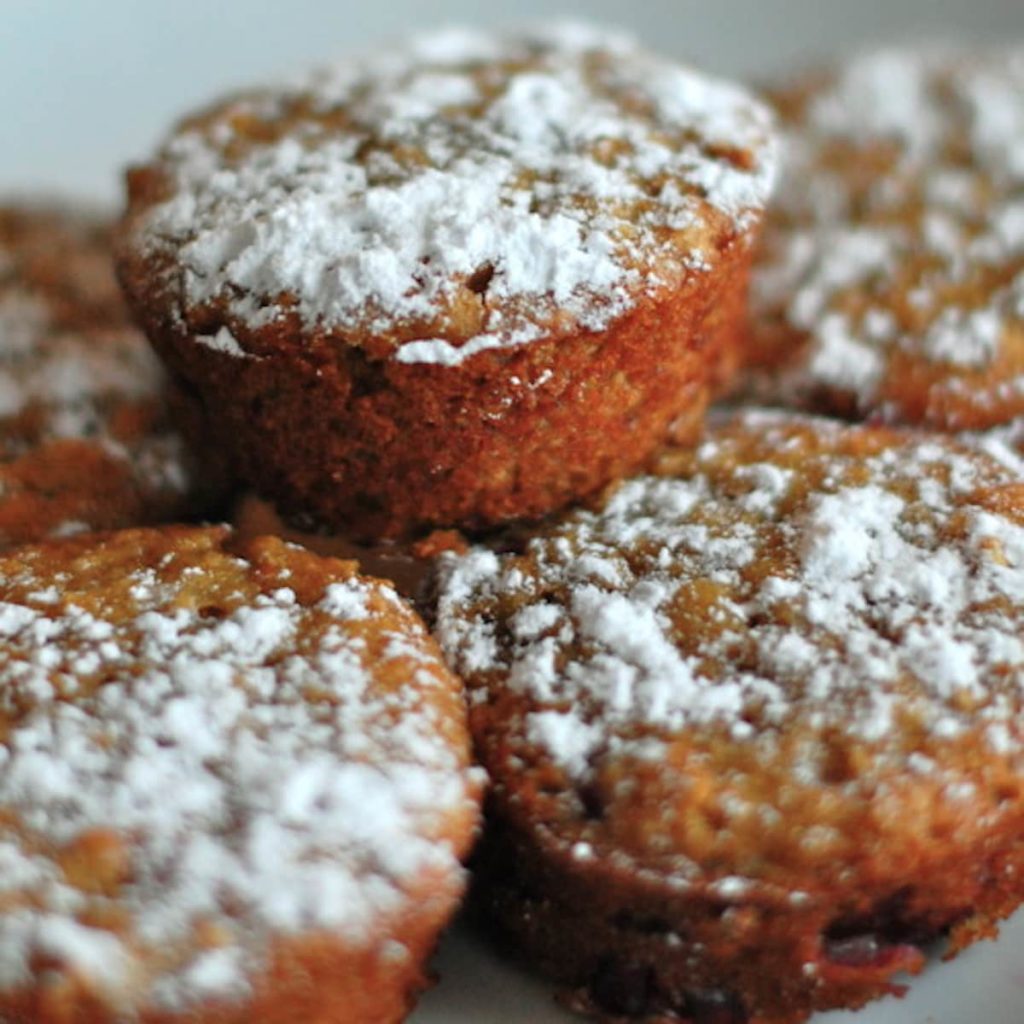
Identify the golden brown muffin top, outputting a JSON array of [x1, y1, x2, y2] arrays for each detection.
[[436, 413, 1024, 896], [0, 205, 194, 538], [751, 46, 1024, 430], [0, 526, 480, 1014], [120, 23, 776, 366]]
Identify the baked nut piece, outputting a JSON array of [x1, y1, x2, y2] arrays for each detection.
[[117, 23, 777, 539], [435, 412, 1024, 1024], [0, 205, 219, 544], [749, 46, 1024, 430], [0, 525, 482, 1023]]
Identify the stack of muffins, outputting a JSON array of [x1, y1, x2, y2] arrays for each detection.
[[2, 22, 1024, 1024]]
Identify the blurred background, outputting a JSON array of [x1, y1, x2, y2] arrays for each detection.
[[4, 0, 1024, 202]]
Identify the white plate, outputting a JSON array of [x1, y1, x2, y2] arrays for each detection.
[[5, 6, 1024, 1023], [413, 909, 1024, 1022]]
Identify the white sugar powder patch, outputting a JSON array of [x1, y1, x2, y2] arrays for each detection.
[[0, 557, 476, 1011], [436, 415, 1024, 784], [920, 306, 1004, 368], [135, 24, 777, 366], [195, 326, 248, 358], [754, 45, 1024, 414], [525, 711, 602, 779]]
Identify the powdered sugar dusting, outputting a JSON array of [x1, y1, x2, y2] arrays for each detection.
[[963, 417, 1024, 476], [195, 325, 250, 358], [0, 208, 197, 530], [0, 531, 478, 1012], [0, 297, 162, 422], [752, 45, 1024, 427], [132, 23, 776, 365], [436, 412, 1024, 786]]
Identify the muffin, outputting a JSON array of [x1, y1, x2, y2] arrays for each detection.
[[748, 46, 1024, 431], [434, 411, 1024, 1024], [0, 204, 220, 544], [116, 23, 778, 540], [0, 525, 482, 1023]]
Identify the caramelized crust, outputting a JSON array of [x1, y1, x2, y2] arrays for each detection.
[[231, 491, 464, 604], [129, 247, 746, 539]]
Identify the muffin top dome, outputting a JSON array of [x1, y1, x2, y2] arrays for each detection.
[[120, 23, 777, 365], [752, 45, 1024, 429], [0, 527, 480, 1014], [435, 413, 1024, 887]]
